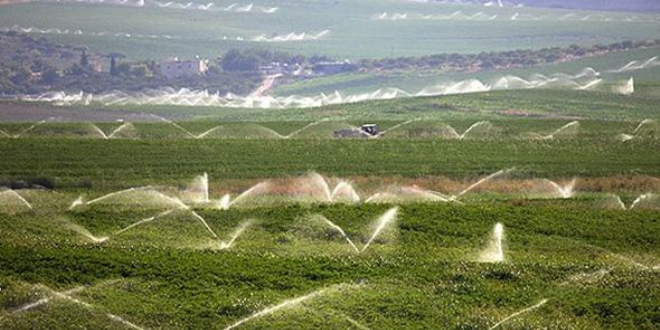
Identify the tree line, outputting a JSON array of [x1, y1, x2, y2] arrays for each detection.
[[356, 39, 660, 72], [1, 30, 658, 96]]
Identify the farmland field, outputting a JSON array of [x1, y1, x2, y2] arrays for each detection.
[[1, 0, 660, 59], [273, 47, 660, 97], [2, 0, 660, 328], [1, 90, 660, 329]]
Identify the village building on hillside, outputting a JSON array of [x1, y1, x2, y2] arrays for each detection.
[[258, 62, 305, 76], [312, 59, 356, 75], [160, 57, 209, 78]]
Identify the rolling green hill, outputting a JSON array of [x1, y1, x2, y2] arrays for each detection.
[[1, 0, 659, 59]]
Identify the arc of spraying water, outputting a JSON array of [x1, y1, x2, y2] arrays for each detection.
[[85, 187, 189, 210], [219, 220, 253, 249], [607, 193, 653, 211], [150, 114, 197, 138], [114, 209, 175, 236], [40, 284, 146, 330], [632, 119, 653, 135], [222, 283, 354, 330], [361, 207, 398, 253], [479, 222, 505, 263], [318, 215, 360, 253], [106, 122, 134, 139], [376, 118, 421, 137], [190, 210, 219, 239], [194, 126, 223, 139], [329, 181, 361, 203], [542, 178, 576, 198], [284, 118, 329, 139], [88, 123, 109, 139], [14, 119, 47, 138], [185, 172, 209, 203], [67, 223, 108, 243], [452, 168, 514, 201], [226, 182, 270, 208], [363, 192, 384, 204], [305, 172, 333, 202], [68, 196, 85, 210], [401, 186, 453, 203], [85, 187, 137, 205], [576, 79, 602, 90], [547, 121, 579, 139], [7, 280, 143, 329], [0, 189, 33, 209], [629, 193, 653, 210], [488, 299, 548, 330], [10, 285, 87, 314], [613, 195, 627, 210], [459, 121, 491, 139]]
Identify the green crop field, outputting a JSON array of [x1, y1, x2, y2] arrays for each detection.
[[273, 47, 660, 97], [3, 86, 659, 122], [2, 1, 660, 328], [1, 95, 660, 328], [1, 179, 660, 329], [2, 0, 660, 59]]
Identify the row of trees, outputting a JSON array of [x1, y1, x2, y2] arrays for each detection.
[[357, 39, 660, 72], [2, 30, 659, 95]]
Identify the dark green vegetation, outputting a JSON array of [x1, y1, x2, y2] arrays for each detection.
[[1, 0, 659, 324], [0, 100, 659, 329], [0, 89, 658, 188], [356, 40, 660, 72], [1, 200, 659, 329], [0, 130, 658, 188], [0, 32, 262, 95]]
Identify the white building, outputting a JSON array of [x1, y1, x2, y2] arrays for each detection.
[[160, 57, 209, 78]]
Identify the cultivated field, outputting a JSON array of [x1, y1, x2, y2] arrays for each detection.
[[1, 1, 660, 326], [1, 90, 659, 329], [1, 0, 660, 59], [273, 47, 660, 98]]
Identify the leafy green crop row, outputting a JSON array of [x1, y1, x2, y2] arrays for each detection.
[[0, 136, 658, 189], [1, 202, 658, 329]]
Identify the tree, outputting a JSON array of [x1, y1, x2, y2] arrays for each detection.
[[107, 52, 126, 76], [221, 49, 260, 72], [10, 66, 32, 85], [67, 63, 86, 76], [115, 62, 131, 76], [130, 64, 150, 78], [74, 46, 89, 67], [40, 67, 58, 84]]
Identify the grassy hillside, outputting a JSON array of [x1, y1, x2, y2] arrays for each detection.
[[1, 0, 659, 59], [273, 47, 660, 97]]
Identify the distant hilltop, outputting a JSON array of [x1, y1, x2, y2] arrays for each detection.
[[521, 0, 660, 12], [433, 0, 660, 12]]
